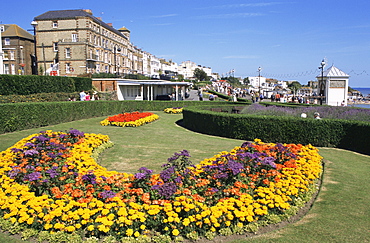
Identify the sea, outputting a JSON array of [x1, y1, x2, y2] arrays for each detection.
[[351, 87, 370, 108]]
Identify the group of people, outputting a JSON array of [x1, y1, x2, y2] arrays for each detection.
[[79, 91, 99, 101]]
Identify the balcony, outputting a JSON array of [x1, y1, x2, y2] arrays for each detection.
[[59, 38, 88, 43]]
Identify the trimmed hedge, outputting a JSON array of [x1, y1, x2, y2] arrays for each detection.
[[0, 75, 92, 95], [182, 105, 370, 155], [0, 100, 234, 134]]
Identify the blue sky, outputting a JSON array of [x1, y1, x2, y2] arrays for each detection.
[[1, 0, 369, 87]]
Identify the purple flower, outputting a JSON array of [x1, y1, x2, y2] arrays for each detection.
[[174, 176, 182, 184], [26, 172, 41, 181], [24, 142, 35, 148], [157, 182, 177, 199], [32, 135, 50, 143], [135, 167, 153, 180], [69, 129, 84, 137], [227, 160, 244, 175], [100, 190, 116, 199], [135, 172, 146, 179], [8, 168, 20, 178], [10, 148, 23, 153], [47, 153, 57, 159], [46, 166, 59, 178], [82, 172, 97, 184], [261, 157, 277, 169], [160, 167, 175, 182], [24, 149, 39, 156]]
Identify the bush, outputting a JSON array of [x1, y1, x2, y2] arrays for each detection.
[[0, 101, 228, 134], [0, 75, 91, 95], [182, 105, 370, 155]]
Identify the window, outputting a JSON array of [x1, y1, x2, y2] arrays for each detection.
[[71, 34, 78, 42], [5, 38, 10, 45], [3, 51, 8, 60], [10, 51, 15, 60], [96, 50, 99, 61], [53, 21, 58, 28], [126, 86, 141, 98], [65, 48, 71, 58], [4, 64, 9, 74], [53, 42, 58, 52], [11, 64, 15, 75]]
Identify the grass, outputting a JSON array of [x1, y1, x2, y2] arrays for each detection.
[[0, 111, 369, 242]]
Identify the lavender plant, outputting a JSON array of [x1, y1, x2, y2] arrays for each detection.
[[241, 103, 370, 122]]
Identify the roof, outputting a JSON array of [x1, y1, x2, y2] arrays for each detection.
[[117, 79, 192, 86], [34, 9, 128, 40], [317, 65, 350, 78], [1, 24, 34, 41]]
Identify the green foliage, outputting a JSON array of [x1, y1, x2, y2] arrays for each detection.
[[288, 81, 302, 95], [0, 100, 227, 134], [182, 105, 370, 155], [193, 68, 209, 81], [0, 75, 91, 95]]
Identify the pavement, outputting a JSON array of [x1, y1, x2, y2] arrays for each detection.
[[185, 89, 209, 101]]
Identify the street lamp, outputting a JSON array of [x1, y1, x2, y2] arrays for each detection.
[[31, 21, 38, 75], [114, 46, 121, 76], [318, 59, 326, 105], [258, 67, 262, 94]]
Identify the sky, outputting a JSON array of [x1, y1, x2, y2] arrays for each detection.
[[1, 0, 370, 87]]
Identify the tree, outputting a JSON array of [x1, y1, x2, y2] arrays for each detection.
[[243, 77, 250, 85], [288, 81, 302, 95], [193, 68, 208, 81]]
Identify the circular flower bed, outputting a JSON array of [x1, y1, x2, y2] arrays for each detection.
[[100, 111, 159, 127], [164, 107, 183, 114], [0, 130, 322, 242]]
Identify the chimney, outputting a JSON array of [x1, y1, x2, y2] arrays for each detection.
[[83, 9, 93, 15], [107, 23, 113, 27]]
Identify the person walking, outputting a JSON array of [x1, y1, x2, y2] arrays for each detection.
[[79, 90, 86, 101]]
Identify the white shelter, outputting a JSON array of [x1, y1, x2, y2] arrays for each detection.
[[316, 65, 349, 106], [116, 79, 191, 101]]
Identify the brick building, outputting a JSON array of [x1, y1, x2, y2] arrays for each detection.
[[33, 9, 139, 76], [1, 24, 35, 75]]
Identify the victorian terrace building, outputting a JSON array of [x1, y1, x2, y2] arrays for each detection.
[[1, 24, 34, 75], [33, 9, 138, 76]]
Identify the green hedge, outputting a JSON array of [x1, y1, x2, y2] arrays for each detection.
[[0, 101, 230, 134], [182, 105, 370, 155], [0, 75, 92, 95]]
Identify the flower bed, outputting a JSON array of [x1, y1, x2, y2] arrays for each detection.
[[100, 111, 159, 127], [0, 131, 322, 242], [164, 107, 183, 114]]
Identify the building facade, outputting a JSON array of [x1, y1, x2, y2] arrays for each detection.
[[33, 9, 136, 76], [0, 24, 34, 75], [30, 9, 213, 79]]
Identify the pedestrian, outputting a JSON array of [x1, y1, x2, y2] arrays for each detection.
[[85, 93, 91, 101], [79, 90, 86, 101]]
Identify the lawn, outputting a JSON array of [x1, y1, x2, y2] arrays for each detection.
[[0, 111, 368, 242]]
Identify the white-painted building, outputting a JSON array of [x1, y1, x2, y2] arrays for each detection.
[[316, 65, 349, 106], [0, 25, 3, 74], [248, 76, 267, 91], [115, 79, 191, 101]]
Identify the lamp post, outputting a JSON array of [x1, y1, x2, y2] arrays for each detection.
[[114, 46, 122, 76], [117, 47, 121, 76], [318, 59, 325, 105], [31, 21, 38, 75], [258, 67, 262, 94]]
